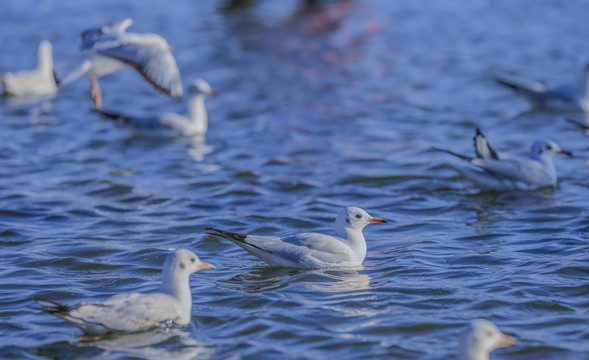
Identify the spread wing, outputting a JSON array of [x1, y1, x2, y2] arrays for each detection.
[[96, 43, 182, 98]]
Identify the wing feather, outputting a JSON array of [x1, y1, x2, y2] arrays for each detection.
[[96, 44, 182, 97]]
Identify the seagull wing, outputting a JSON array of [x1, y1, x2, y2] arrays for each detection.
[[53, 56, 92, 86], [471, 157, 546, 184], [473, 129, 501, 160], [205, 227, 353, 268], [69, 293, 180, 333], [96, 43, 182, 98], [240, 232, 353, 267]]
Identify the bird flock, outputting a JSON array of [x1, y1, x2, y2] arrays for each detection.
[[2, 14, 584, 360]]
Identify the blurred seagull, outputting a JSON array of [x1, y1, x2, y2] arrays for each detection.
[[93, 79, 215, 136], [33, 249, 214, 337], [434, 128, 572, 191], [459, 319, 515, 360], [0, 40, 57, 97], [494, 63, 589, 111], [205, 206, 388, 269], [566, 117, 589, 131], [54, 18, 182, 108]]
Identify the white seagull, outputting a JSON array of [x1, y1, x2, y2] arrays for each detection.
[[434, 128, 572, 191], [54, 18, 182, 109], [459, 319, 515, 360], [94, 79, 215, 137], [34, 249, 214, 336], [204, 206, 388, 269], [494, 64, 589, 111], [0, 40, 57, 97]]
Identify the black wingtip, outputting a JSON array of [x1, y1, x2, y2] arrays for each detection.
[[32, 298, 72, 314], [566, 118, 589, 130], [52, 71, 61, 87], [493, 76, 520, 90], [204, 226, 248, 243]]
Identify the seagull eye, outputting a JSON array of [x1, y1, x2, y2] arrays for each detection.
[[190, 257, 196, 264], [355, 214, 361, 219], [546, 145, 552, 150]]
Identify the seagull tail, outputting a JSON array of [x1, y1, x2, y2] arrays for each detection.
[[91, 108, 133, 124], [32, 298, 73, 316], [493, 76, 525, 91], [203, 226, 248, 243], [566, 118, 589, 130], [431, 147, 473, 162]]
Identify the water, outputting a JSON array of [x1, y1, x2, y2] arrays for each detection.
[[1, 0, 589, 359]]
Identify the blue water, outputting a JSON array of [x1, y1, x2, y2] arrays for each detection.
[[1, 0, 589, 359]]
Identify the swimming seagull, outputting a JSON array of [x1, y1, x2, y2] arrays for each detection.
[[494, 63, 589, 111], [54, 18, 182, 109], [93, 79, 215, 136], [204, 206, 388, 269], [459, 319, 515, 360], [434, 128, 572, 191], [33, 249, 214, 336], [0, 40, 57, 97]]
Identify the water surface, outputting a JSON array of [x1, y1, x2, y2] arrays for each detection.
[[1, 1, 589, 359]]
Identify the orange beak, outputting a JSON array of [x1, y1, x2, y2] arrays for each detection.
[[558, 149, 573, 157], [168, 46, 175, 53], [199, 262, 216, 270], [208, 89, 217, 97], [369, 217, 388, 223], [500, 334, 516, 347]]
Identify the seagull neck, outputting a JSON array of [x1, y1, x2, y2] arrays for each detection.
[[160, 268, 192, 309], [38, 46, 53, 73], [343, 228, 367, 262], [187, 94, 207, 134]]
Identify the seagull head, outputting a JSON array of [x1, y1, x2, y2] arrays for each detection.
[[189, 79, 216, 97], [334, 207, 387, 237], [166, 248, 215, 276], [459, 319, 515, 359], [530, 139, 572, 161]]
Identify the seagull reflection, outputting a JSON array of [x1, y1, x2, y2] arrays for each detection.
[[223, 266, 371, 293], [301, 269, 371, 292], [187, 135, 213, 163], [29, 327, 212, 360]]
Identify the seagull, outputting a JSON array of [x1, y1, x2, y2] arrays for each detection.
[[434, 128, 572, 191], [494, 64, 589, 111], [204, 206, 387, 269], [459, 319, 515, 360], [54, 18, 182, 109], [33, 249, 214, 336], [0, 40, 57, 97], [93, 79, 215, 137]]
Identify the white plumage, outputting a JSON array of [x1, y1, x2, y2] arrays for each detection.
[[435, 128, 572, 191], [1, 40, 57, 97], [34, 249, 214, 336], [54, 18, 182, 108], [94, 79, 215, 137], [205, 207, 388, 269], [459, 319, 515, 360]]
